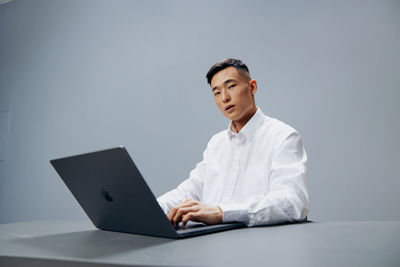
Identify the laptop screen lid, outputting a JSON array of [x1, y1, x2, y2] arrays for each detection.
[[50, 147, 180, 238]]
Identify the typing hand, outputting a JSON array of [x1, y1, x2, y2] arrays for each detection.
[[167, 199, 223, 228]]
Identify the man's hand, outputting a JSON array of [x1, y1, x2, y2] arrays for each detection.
[[167, 199, 223, 228]]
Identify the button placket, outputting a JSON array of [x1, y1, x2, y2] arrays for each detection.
[[223, 137, 242, 202]]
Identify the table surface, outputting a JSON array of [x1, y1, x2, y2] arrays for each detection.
[[0, 220, 399, 267]]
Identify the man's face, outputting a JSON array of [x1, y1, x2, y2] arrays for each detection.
[[210, 67, 257, 123]]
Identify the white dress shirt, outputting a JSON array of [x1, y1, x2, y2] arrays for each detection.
[[157, 107, 309, 226]]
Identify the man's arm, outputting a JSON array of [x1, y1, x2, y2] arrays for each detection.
[[157, 141, 213, 215], [157, 161, 204, 214], [218, 131, 310, 226], [157, 137, 225, 227]]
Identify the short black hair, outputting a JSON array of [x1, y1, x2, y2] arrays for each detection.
[[206, 58, 250, 85]]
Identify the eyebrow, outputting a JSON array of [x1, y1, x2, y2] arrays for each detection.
[[212, 79, 237, 92]]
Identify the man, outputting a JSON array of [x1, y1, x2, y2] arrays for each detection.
[[157, 58, 309, 228]]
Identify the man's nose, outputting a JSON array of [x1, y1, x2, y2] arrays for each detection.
[[221, 91, 231, 103]]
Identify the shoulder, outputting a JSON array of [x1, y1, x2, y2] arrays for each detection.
[[258, 115, 303, 147], [264, 116, 298, 136]]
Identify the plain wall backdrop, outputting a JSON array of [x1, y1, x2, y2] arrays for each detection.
[[0, 0, 399, 224]]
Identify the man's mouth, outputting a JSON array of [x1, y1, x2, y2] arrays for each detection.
[[225, 105, 235, 111]]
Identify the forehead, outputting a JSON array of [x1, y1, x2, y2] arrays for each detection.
[[210, 67, 243, 88]]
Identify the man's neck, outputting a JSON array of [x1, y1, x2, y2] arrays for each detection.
[[232, 106, 258, 133]]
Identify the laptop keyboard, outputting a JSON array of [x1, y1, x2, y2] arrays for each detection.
[[175, 221, 207, 230], [176, 222, 236, 234]]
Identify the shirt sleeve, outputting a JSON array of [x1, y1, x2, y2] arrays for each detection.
[[156, 146, 209, 215], [218, 131, 310, 226]]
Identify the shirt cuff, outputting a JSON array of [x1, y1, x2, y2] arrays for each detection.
[[218, 202, 249, 223]]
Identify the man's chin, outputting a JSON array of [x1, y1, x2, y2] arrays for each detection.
[[224, 113, 237, 121]]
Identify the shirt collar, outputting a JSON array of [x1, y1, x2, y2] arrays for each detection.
[[227, 107, 265, 142]]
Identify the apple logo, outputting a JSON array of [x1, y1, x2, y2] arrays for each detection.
[[101, 187, 114, 202]]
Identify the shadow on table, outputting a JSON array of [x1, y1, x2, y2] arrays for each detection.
[[250, 218, 313, 228], [10, 229, 173, 259]]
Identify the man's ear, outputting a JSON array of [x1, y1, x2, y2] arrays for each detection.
[[250, 80, 258, 95]]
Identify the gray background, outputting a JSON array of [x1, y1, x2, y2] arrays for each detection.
[[0, 0, 399, 224]]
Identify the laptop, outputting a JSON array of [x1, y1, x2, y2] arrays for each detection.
[[50, 146, 245, 239]]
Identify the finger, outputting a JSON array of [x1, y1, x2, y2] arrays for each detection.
[[173, 207, 192, 227], [182, 211, 201, 228], [168, 202, 194, 222], [168, 200, 198, 223], [180, 199, 197, 207], [167, 206, 177, 222], [173, 206, 197, 227], [182, 212, 193, 228]]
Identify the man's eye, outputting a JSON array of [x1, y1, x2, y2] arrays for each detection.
[[228, 84, 236, 89], [214, 92, 220, 96]]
